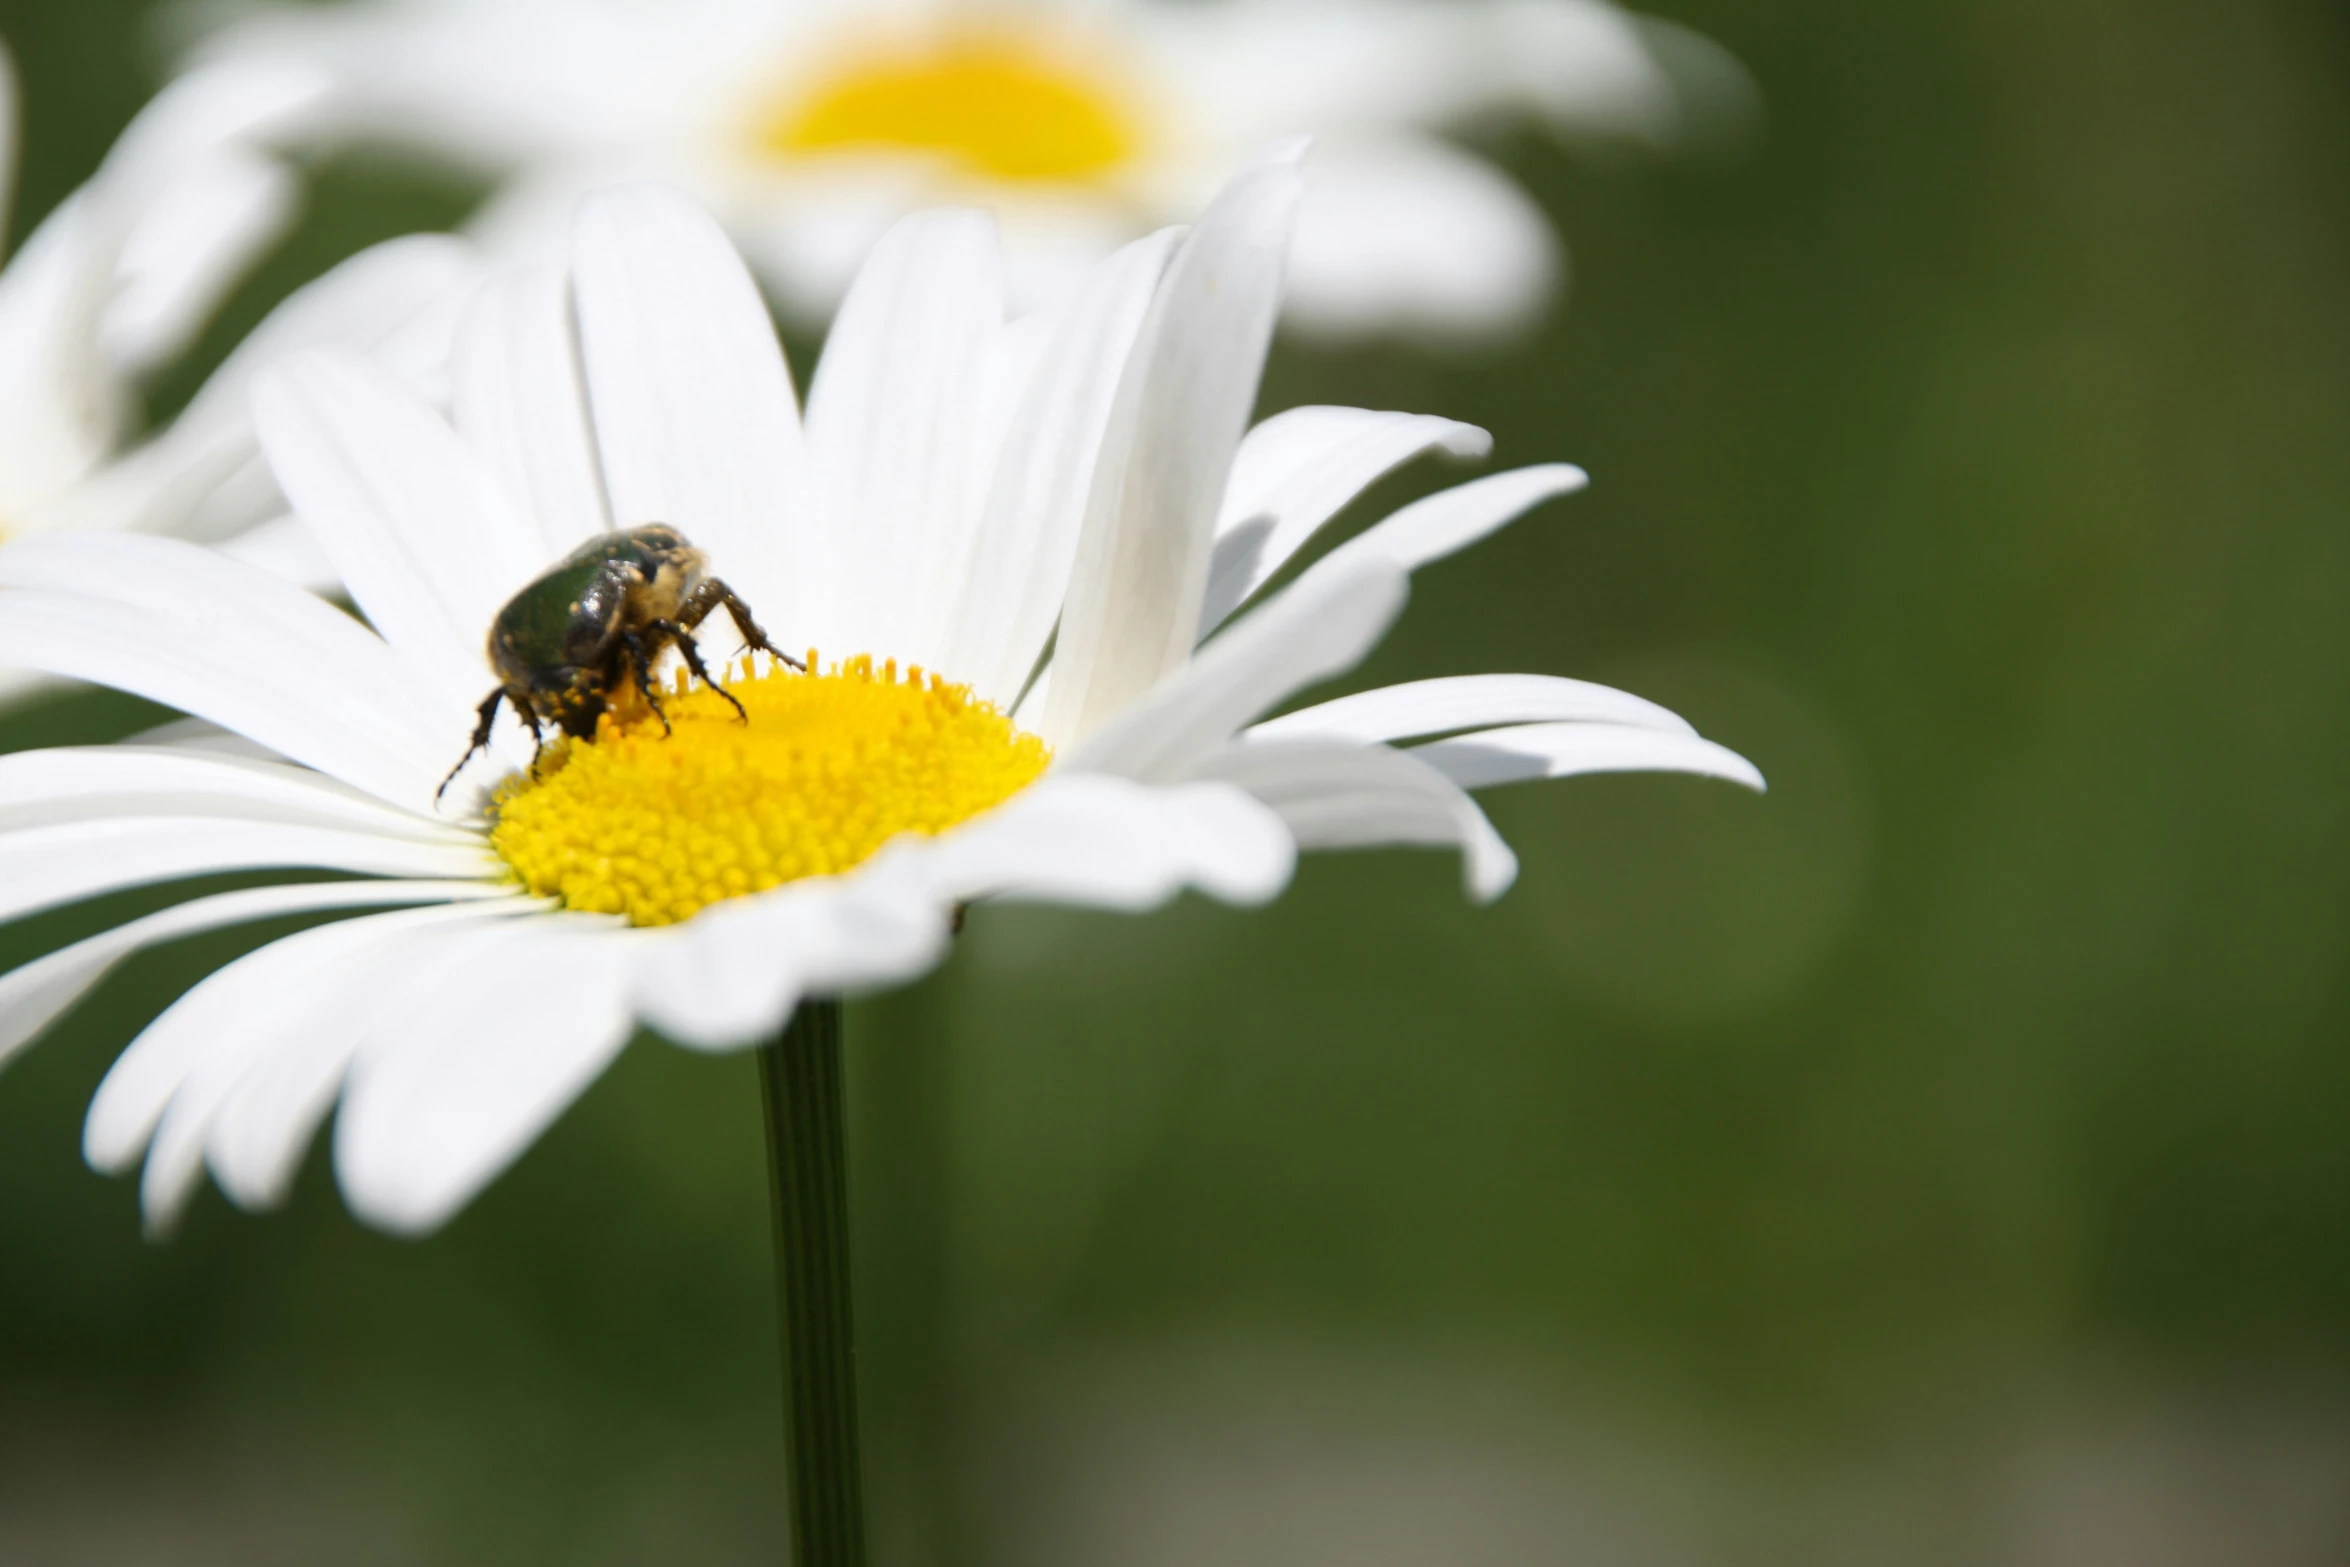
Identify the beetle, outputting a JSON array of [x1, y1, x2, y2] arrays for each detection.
[[437, 524, 801, 801]]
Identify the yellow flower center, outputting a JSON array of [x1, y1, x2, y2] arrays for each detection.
[[490, 655, 1050, 927], [758, 29, 1143, 184]]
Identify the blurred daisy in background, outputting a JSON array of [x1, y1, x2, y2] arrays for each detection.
[[178, 0, 1753, 342], [0, 168, 1755, 1237], [0, 40, 483, 704]]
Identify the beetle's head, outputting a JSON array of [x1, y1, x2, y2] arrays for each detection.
[[532, 668, 609, 740]]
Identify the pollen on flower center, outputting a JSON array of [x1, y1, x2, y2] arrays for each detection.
[[759, 30, 1143, 184], [490, 655, 1050, 927]]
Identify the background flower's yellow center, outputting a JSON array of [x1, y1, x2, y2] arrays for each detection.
[[491, 656, 1049, 927], [761, 31, 1141, 184]]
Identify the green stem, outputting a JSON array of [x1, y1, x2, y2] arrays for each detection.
[[759, 999, 868, 1567], [862, 977, 955, 1565]]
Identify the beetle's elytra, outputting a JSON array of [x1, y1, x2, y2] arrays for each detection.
[[438, 524, 800, 801]]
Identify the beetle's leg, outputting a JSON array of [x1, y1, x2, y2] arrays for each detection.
[[618, 630, 673, 735], [512, 691, 548, 778], [437, 689, 507, 804], [649, 616, 751, 724], [679, 579, 803, 671]]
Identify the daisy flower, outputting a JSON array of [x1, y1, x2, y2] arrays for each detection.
[[0, 43, 485, 702], [179, 0, 1750, 341], [0, 166, 1757, 1238]]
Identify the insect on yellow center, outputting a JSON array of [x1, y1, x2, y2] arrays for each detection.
[[489, 655, 1050, 927], [758, 29, 1144, 184]]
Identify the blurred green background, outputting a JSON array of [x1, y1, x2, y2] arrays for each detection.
[[5, 0, 2350, 1561]]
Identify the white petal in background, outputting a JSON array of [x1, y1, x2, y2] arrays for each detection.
[[1283, 135, 1561, 345], [0, 195, 133, 514], [1147, 0, 1662, 143], [79, 59, 324, 375], [100, 147, 295, 376], [26, 235, 480, 546]]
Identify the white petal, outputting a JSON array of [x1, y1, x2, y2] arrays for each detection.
[[1324, 463, 1587, 575], [0, 59, 323, 511], [0, 816, 491, 929], [451, 263, 611, 559], [634, 855, 949, 1052], [86, 61, 322, 378], [1064, 551, 1408, 785], [1249, 673, 1696, 744], [0, 535, 455, 808], [212, 511, 338, 589], [1501, 0, 1688, 138], [136, 904, 543, 1231], [724, 159, 942, 327], [1154, 0, 1675, 144], [336, 917, 640, 1235], [940, 226, 1180, 706], [976, 302, 1057, 466], [185, 0, 738, 161], [1202, 406, 1490, 634], [919, 773, 1295, 911], [1413, 720, 1766, 792], [0, 879, 502, 1076], [204, 903, 544, 1213], [179, 235, 480, 455], [1044, 159, 1304, 747], [1282, 135, 1559, 344], [123, 717, 279, 759], [803, 206, 1002, 664], [0, 195, 125, 510], [39, 235, 480, 545], [95, 59, 325, 207], [253, 348, 542, 712], [1012, 665, 1051, 730], [102, 149, 296, 376], [0, 745, 472, 839], [83, 898, 522, 1180], [1192, 737, 1518, 903], [572, 184, 804, 622], [0, 665, 55, 713], [1219, 407, 1491, 538]]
